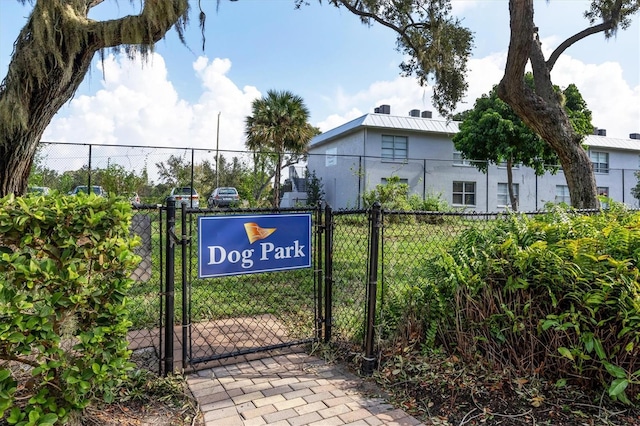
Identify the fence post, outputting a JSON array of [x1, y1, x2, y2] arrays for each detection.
[[324, 203, 334, 343], [190, 149, 195, 208], [364, 202, 381, 375], [164, 199, 176, 375], [314, 203, 324, 342], [181, 202, 189, 370], [357, 156, 362, 209], [87, 144, 92, 190]]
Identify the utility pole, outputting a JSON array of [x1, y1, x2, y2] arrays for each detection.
[[216, 112, 221, 188]]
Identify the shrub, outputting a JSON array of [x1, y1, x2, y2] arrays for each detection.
[[363, 179, 451, 224], [0, 193, 140, 424], [362, 176, 412, 211], [305, 170, 325, 207], [408, 192, 450, 212], [409, 192, 450, 224], [425, 204, 640, 403]]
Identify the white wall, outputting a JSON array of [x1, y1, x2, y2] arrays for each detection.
[[308, 127, 640, 211]]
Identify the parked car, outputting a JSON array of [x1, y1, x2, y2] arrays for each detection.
[[168, 187, 199, 208], [68, 185, 107, 197], [208, 187, 240, 208], [27, 186, 50, 195]]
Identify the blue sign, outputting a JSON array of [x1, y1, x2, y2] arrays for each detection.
[[198, 214, 312, 278]]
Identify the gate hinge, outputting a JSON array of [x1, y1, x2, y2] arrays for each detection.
[[168, 226, 180, 247]]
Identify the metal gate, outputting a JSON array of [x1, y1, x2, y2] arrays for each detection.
[[162, 201, 328, 372]]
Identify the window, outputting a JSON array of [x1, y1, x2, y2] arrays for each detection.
[[589, 151, 609, 174], [453, 151, 473, 166], [497, 183, 519, 207], [381, 135, 408, 161], [453, 181, 476, 206], [325, 147, 337, 167], [555, 185, 571, 204], [381, 178, 409, 185]]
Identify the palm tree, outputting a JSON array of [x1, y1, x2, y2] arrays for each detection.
[[245, 90, 317, 208]]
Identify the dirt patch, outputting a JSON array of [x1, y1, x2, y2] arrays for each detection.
[[78, 348, 204, 426], [81, 400, 202, 426], [371, 349, 640, 426]]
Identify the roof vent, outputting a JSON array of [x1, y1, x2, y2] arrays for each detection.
[[597, 129, 607, 136], [376, 104, 390, 114], [421, 110, 432, 119], [409, 109, 420, 117], [630, 133, 640, 140]]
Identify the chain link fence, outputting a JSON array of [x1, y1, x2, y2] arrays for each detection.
[[326, 208, 546, 372], [28, 141, 630, 374], [376, 210, 502, 343], [125, 205, 165, 374], [326, 209, 371, 354], [30, 142, 259, 206], [175, 205, 322, 369], [33, 141, 640, 213]]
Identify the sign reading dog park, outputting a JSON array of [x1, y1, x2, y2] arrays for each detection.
[[197, 214, 312, 278]]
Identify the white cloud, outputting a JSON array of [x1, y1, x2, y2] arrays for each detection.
[[315, 76, 436, 128], [43, 53, 263, 168], [451, 0, 480, 16], [41, 45, 638, 179], [316, 108, 364, 133], [312, 52, 506, 127], [313, 49, 638, 139], [41, 52, 267, 183], [191, 57, 262, 153], [460, 52, 507, 111], [551, 57, 640, 138], [45, 53, 193, 147]]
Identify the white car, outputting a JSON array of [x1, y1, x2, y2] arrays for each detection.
[[168, 187, 199, 208], [68, 185, 107, 197], [208, 187, 240, 208], [28, 186, 51, 195]]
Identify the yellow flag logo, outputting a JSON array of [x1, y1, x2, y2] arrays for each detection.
[[244, 222, 276, 244]]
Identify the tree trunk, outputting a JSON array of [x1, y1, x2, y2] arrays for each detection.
[[0, 0, 188, 197], [0, 45, 95, 195], [273, 152, 282, 209], [497, 0, 599, 209]]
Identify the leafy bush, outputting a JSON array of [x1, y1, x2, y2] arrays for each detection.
[[305, 170, 325, 207], [377, 276, 453, 350], [0, 193, 140, 424], [363, 178, 450, 224], [362, 176, 412, 211], [425, 204, 640, 403], [408, 192, 449, 212]]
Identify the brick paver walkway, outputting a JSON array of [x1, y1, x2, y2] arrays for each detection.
[[187, 350, 425, 425]]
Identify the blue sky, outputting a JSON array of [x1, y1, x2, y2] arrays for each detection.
[[1, 0, 639, 158]]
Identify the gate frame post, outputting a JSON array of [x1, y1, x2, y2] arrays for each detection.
[[323, 204, 334, 343], [364, 202, 381, 375], [164, 199, 176, 375], [314, 204, 324, 341], [181, 202, 189, 370]]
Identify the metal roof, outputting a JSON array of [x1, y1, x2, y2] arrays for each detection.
[[583, 134, 640, 151], [311, 113, 639, 151], [311, 113, 459, 146]]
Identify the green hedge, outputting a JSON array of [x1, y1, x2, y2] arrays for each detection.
[[0, 193, 140, 425], [425, 204, 640, 404]]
